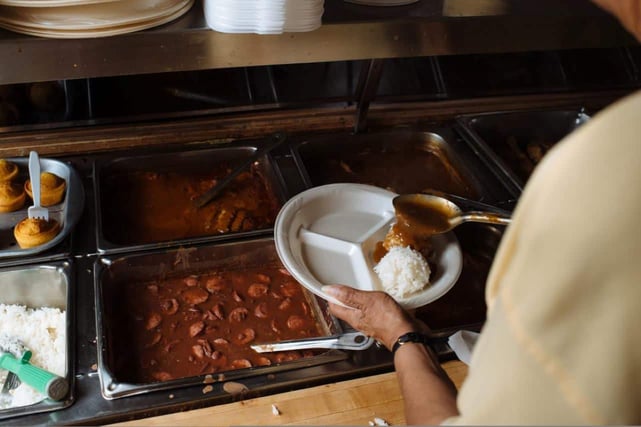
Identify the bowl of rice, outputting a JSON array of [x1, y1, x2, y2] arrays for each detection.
[[274, 183, 462, 309]]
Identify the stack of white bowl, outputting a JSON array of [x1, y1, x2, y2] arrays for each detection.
[[204, 0, 324, 34], [0, 0, 194, 39]]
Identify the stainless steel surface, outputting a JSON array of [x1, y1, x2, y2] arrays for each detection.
[[93, 141, 287, 255], [3, 119, 518, 425], [94, 237, 347, 400], [287, 126, 512, 335], [457, 109, 590, 192], [0, 0, 637, 85], [252, 331, 374, 353], [0, 156, 84, 259], [393, 193, 511, 235], [0, 261, 74, 421]]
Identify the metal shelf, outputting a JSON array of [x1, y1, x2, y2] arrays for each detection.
[[0, 0, 638, 85]]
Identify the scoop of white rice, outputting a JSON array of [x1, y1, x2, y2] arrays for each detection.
[[374, 246, 431, 299]]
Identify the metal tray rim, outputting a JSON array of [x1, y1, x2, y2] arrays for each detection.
[[288, 127, 487, 199], [456, 108, 590, 194], [92, 143, 288, 256], [93, 236, 347, 400]]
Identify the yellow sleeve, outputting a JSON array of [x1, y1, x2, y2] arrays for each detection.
[[446, 91, 641, 425]]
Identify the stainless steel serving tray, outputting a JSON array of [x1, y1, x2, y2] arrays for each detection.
[[288, 128, 514, 334], [94, 237, 346, 400], [93, 143, 288, 255], [290, 128, 492, 201], [0, 157, 84, 259], [0, 260, 75, 420], [456, 109, 590, 193]]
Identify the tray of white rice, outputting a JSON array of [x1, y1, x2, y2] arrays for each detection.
[[274, 183, 463, 309], [0, 261, 73, 420]]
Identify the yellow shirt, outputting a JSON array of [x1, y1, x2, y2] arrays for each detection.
[[447, 91, 641, 425]]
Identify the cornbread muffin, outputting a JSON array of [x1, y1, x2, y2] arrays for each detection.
[[0, 181, 26, 212], [0, 159, 19, 182], [25, 172, 66, 206], [13, 217, 61, 249]]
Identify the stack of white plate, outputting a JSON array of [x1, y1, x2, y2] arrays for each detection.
[[0, 0, 194, 38], [204, 0, 324, 34]]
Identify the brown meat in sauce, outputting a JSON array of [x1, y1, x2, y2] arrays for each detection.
[[117, 267, 322, 383], [101, 164, 281, 245]]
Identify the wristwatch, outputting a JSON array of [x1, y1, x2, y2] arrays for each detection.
[[391, 331, 432, 354]]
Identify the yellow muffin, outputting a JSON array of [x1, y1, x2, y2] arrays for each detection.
[[0, 181, 26, 212], [14, 217, 61, 249], [0, 159, 19, 182], [25, 171, 66, 206]]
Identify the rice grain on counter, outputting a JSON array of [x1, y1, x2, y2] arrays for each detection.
[[374, 246, 431, 299], [0, 304, 66, 410]]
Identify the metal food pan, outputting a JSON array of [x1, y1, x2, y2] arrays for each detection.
[[94, 143, 288, 255], [457, 109, 590, 192], [0, 261, 74, 420], [94, 237, 346, 400], [290, 128, 488, 200], [0, 157, 84, 259]]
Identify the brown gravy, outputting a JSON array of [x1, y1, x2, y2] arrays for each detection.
[[394, 195, 454, 237], [101, 164, 281, 245], [110, 267, 323, 384], [374, 196, 453, 264]]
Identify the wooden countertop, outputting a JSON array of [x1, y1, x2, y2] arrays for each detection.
[[112, 360, 468, 426]]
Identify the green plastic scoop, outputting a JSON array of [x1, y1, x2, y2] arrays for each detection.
[[0, 339, 68, 401]]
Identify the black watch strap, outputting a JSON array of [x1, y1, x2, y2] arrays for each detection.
[[391, 331, 431, 354]]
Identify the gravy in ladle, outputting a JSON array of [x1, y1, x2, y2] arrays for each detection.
[[374, 195, 453, 264]]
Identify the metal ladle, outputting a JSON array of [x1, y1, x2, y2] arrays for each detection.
[[392, 193, 512, 235]]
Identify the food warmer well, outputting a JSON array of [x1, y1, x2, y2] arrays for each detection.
[[0, 9, 640, 425]]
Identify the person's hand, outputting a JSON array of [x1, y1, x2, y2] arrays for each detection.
[[323, 284, 419, 351]]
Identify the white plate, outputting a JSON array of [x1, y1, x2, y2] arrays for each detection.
[[0, 0, 188, 30], [0, 0, 121, 7], [274, 183, 463, 310], [0, 0, 192, 37]]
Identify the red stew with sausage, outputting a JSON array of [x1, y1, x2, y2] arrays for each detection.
[[113, 267, 322, 383]]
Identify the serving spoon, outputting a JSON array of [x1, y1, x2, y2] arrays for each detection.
[[193, 132, 287, 208], [392, 193, 512, 235]]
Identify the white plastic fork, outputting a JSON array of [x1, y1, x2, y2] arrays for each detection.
[[27, 151, 48, 221]]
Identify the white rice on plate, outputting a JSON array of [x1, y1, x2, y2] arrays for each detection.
[[374, 246, 431, 299], [0, 304, 66, 410]]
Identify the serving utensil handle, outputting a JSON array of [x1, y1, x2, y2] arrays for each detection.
[[0, 352, 68, 401], [29, 151, 41, 210], [459, 212, 512, 226], [194, 132, 287, 208]]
